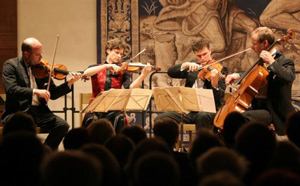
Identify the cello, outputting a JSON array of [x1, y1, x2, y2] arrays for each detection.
[[213, 29, 295, 129]]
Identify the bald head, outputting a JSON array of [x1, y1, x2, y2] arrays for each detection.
[[22, 37, 42, 53], [22, 37, 43, 65]]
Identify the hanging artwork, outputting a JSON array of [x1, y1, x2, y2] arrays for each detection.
[[97, 0, 300, 128]]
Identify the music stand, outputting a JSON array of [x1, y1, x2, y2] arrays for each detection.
[[82, 88, 152, 128], [152, 87, 216, 150]]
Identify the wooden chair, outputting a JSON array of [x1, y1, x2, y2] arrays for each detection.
[[79, 93, 92, 127], [175, 123, 196, 151]]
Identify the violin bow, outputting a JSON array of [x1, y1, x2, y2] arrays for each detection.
[[125, 48, 146, 63], [47, 35, 60, 91], [199, 47, 252, 70]]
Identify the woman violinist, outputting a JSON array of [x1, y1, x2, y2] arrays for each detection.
[[154, 38, 228, 131], [82, 38, 153, 130], [223, 27, 296, 136]]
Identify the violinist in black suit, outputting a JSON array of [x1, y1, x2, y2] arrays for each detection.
[[155, 38, 227, 130], [225, 27, 296, 136], [2, 37, 82, 149]]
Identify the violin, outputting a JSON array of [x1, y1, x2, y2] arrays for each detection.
[[197, 60, 225, 81], [111, 62, 161, 74], [31, 59, 89, 81]]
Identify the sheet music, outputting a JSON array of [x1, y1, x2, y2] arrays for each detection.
[[152, 88, 188, 114], [126, 89, 152, 110], [83, 88, 152, 113], [152, 87, 216, 114]]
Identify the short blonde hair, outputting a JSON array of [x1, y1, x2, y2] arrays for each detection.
[[251, 27, 275, 45]]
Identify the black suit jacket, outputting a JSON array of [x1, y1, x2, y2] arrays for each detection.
[[238, 52, 295, 135], [265, 53, 295, 135], [1, 57, 72, 122], [167, 63, 227, 110]]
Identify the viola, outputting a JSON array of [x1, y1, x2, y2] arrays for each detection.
[[197, 47, 252, 81], [31, 59, 89, 81], [197, 60, 225, 81]]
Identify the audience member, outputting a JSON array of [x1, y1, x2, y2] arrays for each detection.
[[41, 150, 102, 186], [196, 147, 248, 183], [198, 171, 245, 186], [0, 132, 45, 186], [2, 111, 37, 137], [189, 128, 224, 167], [126, 137, 172, 185], [132, 152, 180, 186], [127, 137, 172, 168], [286, 111, 300, 148], [1, 108, 298, 186], [222, 111, 247, 148], [271, 140, 300, 175], [120, 124, 147, 146], [153, 118, 179, 149], [63, 127, 91, 150], [104, 134, 135, 169], [235, 122, 277, 185], [81, 143, 121, 186], [253, 168, 300, 186], [153, 118, 195, 186], [87, 118, 115, 145]]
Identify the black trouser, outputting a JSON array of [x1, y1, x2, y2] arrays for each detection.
[[154, 111, 215, 130], [82, 111, 126, 133], [28, 105, 69, 150]]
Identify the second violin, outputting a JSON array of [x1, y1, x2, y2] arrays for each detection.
[[111, 62, 161, 74]]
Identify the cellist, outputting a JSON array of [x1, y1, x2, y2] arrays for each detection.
[[225, 27, 296, 136]]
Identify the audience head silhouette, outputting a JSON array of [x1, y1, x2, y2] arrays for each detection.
[[271, 140, 300, 175], [81, 143, 121, 186], [87, 118, 115, 144], [253, 168, 300, 186], [189, 128, 224, 165], [198, 171, 245, 186], [196, 147, 248, 182], [153, 118, 179, 149], [63, 127, 91, 150], [41, 150, 102, 186], [2, 111, 37, 137], [132, 152, 180, 186], [104, 134, 135, 168], [120, 124, 147, 146], [222, 111, 247, 148], [0, 132, 44, 185], [235, 121, 277, 185], [286, 111, 300, 148]]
